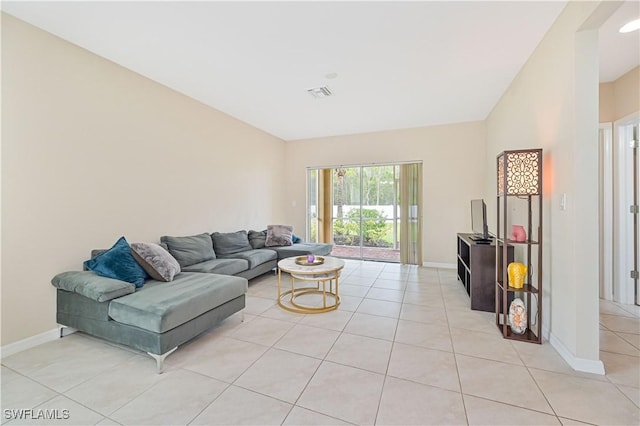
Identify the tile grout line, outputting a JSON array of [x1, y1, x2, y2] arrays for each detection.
[[5, 262, 637, 425], [279, 262, 368, 425], [609, 381, 640, 411], [372, 265, 407, 425], [2, 337, 144, 423], [183, 375, 234, 425], [187, 301, 295, 424], [512, 341, 561, 421], [440, 269, 471, 426], [182, 303, 292, 424]]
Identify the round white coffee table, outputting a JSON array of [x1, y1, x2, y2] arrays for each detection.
[[277, 256, 345, 314]]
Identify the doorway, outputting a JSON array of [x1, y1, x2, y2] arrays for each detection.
[[613, 116, 640, 305], [331, 165, 399, 262], [601, 115, 640, 306], [307, 162, 422, 264]]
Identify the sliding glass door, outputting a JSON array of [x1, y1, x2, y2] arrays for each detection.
[[332, 166, 398, 261], [307, 162, 422, 264]]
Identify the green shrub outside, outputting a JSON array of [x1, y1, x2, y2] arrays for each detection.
[[333, 208, 392, 247]]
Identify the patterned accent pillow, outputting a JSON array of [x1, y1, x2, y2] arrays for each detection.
[[265, 224, 294, 247], [130, 242, 181, 282]]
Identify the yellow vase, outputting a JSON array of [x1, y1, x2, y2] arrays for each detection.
[[508, 262, 527, 289]]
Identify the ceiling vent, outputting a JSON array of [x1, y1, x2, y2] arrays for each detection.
[[307, 86, 333, 98]]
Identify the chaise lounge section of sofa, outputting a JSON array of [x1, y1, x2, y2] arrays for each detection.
[[54, 270, 247, 372], [52, 228, 333, 372]]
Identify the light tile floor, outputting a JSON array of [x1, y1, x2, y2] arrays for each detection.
[[1, 260, 639, 425]]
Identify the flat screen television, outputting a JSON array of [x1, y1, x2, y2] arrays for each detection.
[[470, 199, 491, 242]]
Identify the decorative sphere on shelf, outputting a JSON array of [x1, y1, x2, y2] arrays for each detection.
[[509, 298, 528, 334]]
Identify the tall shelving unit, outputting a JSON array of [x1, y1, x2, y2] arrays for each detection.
[[495, 149, 543, 343]]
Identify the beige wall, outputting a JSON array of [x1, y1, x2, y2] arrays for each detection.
[[599, 66, 640, 122], [485, 1, 612, 371], [284, 121, 486, 265], [1, 14, 287, 345], [613, 65, 640, 120], [599, 81, 615, 123]]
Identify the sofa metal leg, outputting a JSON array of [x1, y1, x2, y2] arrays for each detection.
[[59, 326, 77, 338], [240, 312, 245, 322], [147, 347, 178, 374]]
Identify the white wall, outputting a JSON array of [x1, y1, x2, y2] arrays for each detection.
[[284, 121, 486, 265], [1, 14, 287, 345], [485, 1, 616, 373]]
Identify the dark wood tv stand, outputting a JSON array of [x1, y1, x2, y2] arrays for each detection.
[[456, 233, 513, 312]]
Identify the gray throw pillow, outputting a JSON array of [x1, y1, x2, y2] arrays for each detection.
[[212, 230, 252, 256], [160, 233, 216, 267], [265, 224, 294, 247], [130, 242, 181, 282], [248, 230, 267, 249]]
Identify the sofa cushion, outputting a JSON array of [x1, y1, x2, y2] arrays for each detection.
[[181, 258, 249, 275], [90, 249, 107, 259], [211, 230, 253, 256], [130, 242, 181, 282], [160, 233, 216, 267], [52, 271, 136, 302], [268, 242, 333, 260], [221, 249, 277, 269], [265, 224, 294, 247], [108, 272, 248, 333], [248, 230, 267, 249], [83, 236, 148, 288]]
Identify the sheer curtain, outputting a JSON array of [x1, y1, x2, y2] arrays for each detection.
[[317, 168, 333, 243], [399, 163, 422, 265]]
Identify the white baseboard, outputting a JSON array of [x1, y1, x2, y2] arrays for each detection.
[[0, 327, 76, 359], [542, 324, 551, 342], [548, 331, 605, 375], [423, 262, 456, 269]]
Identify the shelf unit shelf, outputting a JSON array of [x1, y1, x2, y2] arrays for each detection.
[[495, 149, 543, 344], [495, 324, 539, 342], [496, 281, 539, 294], [496, 238, 540, 245]]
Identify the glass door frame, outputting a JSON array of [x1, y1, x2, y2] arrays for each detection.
[[331, 165, 399, 261], [307, 161, 419, 262]]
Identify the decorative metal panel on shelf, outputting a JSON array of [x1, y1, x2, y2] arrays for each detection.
[[495, 147, 543, 344], [497, 149, 542, 196]]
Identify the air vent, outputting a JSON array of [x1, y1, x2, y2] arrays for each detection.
[[307, 86, 333, 98]]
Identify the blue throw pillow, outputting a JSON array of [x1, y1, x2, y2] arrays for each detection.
[[292, 234, 302, 244], [84, 236, 149, 288]]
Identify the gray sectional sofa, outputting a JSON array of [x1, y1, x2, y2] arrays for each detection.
[[52, 229, 332, 372]]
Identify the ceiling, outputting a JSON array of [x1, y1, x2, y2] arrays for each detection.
[[2, 1, 638, 141], [599, 0, 640, 82]]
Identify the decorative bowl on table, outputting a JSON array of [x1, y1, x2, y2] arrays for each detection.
[[295, 255, 325, 266]]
